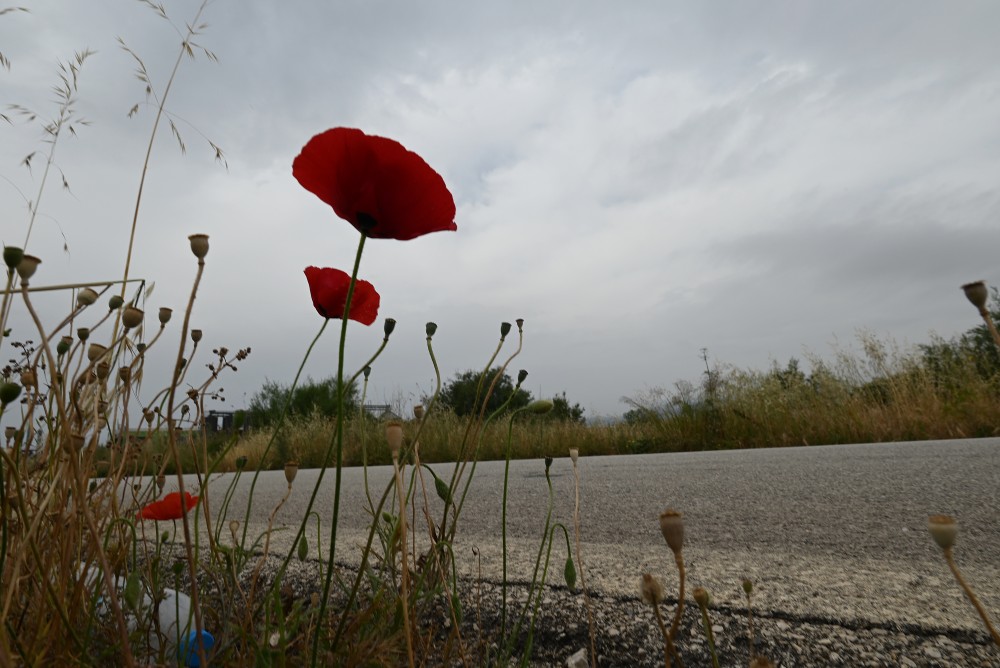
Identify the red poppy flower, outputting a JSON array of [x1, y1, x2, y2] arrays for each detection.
[[137, 491, 199, 521], [293, 127, 457, 241], [304, 266, 380, 325]]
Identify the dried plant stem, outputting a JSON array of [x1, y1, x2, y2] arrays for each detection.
[[393, 455, 416, 668], [976, 307, 1000, 351], [651, 601, 679, 668], [164, 256, 208, 666], [571, 458, 598, 668], [943, 548, 1000, 647], [668, 553, 686, 648], [745, 588, 756, 659]]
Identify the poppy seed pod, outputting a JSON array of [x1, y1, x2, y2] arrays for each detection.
[[413, 404, 425, 421], [15, 254, 41, 281], [742, 578, 753, 596], [156, 474, 166, 493], [77, 327, 90, 342], [76, 288, 99, 307], [961, 281, 989, 310], [68, 433, 85, 452], [190, 329, 203, 343], [118, 367, 131, 383], [383, 318, 396, 338], [57, 335, 73, 356], [693, 586, 711, 608], [3, 246, 24, 270], [569, 448, 579, 464], [235, 455, 248, 470], [659, 508, 685, 555], [517, 369, 528, 384], [188, 234, 209, 259], [20, 369, 37, 389], [284, 461, 299, 485], [500, 322, 511, 338], [0, 382, 21, 405], [386, 421, 404, 457], [363, 366, 372, 380], [425, 322, 438, 338], [122, 306, 143, 329], [640, 573, 664, 605], [136, 343, 146, 353], [515, 318, 524, 331], [4, 426, 16, 442], [928, 514, 958, 550], [158, 307, 173, 325], [108, 294, 124, 310], [87, 343, 108, 362], [96, 362, 110, 380]]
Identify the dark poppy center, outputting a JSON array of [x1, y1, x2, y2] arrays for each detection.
[[356, 211, 378, 233]]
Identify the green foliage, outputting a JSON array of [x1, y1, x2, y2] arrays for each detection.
[[247, 375, 358, 427], [548, 391, 585, 423], [440, 367, 532, 417]]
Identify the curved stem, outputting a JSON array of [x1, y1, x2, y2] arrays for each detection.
[[944, 548, 1000, 647]]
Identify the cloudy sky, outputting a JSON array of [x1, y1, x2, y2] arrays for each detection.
[[3, 1, 999, 420]]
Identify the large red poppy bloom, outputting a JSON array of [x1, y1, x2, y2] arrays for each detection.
[[304, 266, 380, 325], [138, 491, 199, 521], [293, 127, 457, 241]]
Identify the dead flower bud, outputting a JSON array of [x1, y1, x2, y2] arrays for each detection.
[[659, 508, 685, 555], [640, 573, 664, 605], [928, 514, 958, 550]]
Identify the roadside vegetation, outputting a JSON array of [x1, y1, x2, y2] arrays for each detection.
[[1, 5, 998, 667]]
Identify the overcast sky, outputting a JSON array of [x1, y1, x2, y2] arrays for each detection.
[[3, 1, 1000, 420]]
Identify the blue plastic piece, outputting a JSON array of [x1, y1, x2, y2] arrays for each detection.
[[179, 630, 215, 667]]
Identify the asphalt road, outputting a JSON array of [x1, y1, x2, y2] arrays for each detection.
[[166, 437, 1000, 635]]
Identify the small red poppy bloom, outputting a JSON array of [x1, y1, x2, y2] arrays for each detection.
[[293, 127, 457, 241], [138, 491, 199, 521], [304, 266, 380, 325]]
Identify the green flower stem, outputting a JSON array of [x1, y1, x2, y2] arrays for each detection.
[[311, 232, 367, 666], [239, 319, 328, 550], [501, 405, 531, 637], [699, 604, 719, 668], [508, 459, 556, 652]]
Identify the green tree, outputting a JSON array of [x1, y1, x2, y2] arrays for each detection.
[[548, 391, 585, 423], [248, 375, 358, 427], [440, 367, 532, 417]]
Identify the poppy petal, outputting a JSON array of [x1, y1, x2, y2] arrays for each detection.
[[304, 266, 380, 325], [293, 128, 456, 241]]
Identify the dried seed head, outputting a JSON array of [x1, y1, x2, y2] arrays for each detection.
[[928, 514, 958, 550], [569, 448, 579, 464], [659, 508, 685, 555], [96, 362, 110, 380], [87, 343, 107, 362], [190, 329, 203, 343], [19, 369, 36, 389], [15, 254, 41, 281], [413, 404, 425, 420], [742, 578, 753, 596], [386, 421, 404, 457], [122, 306, 144, 329], [693, 586, 711, 609], [57, 335, 73, 356], [77, 327, 90, 342], [118, 367, 131, 383], [640, 573, 664, 605], [500, 322, 511, 338], [284, 461, 299, 485], [156, 474, 166, 493], [188, 233, 209, 259], [515, 318, 524, 331], [363, 366, 372, 380], [108, 294, 124, 310], [961, 281, 989, 310], [158, 307, 173, 325], [76, 288, 99, 307], [4, 426, 16, 441]]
